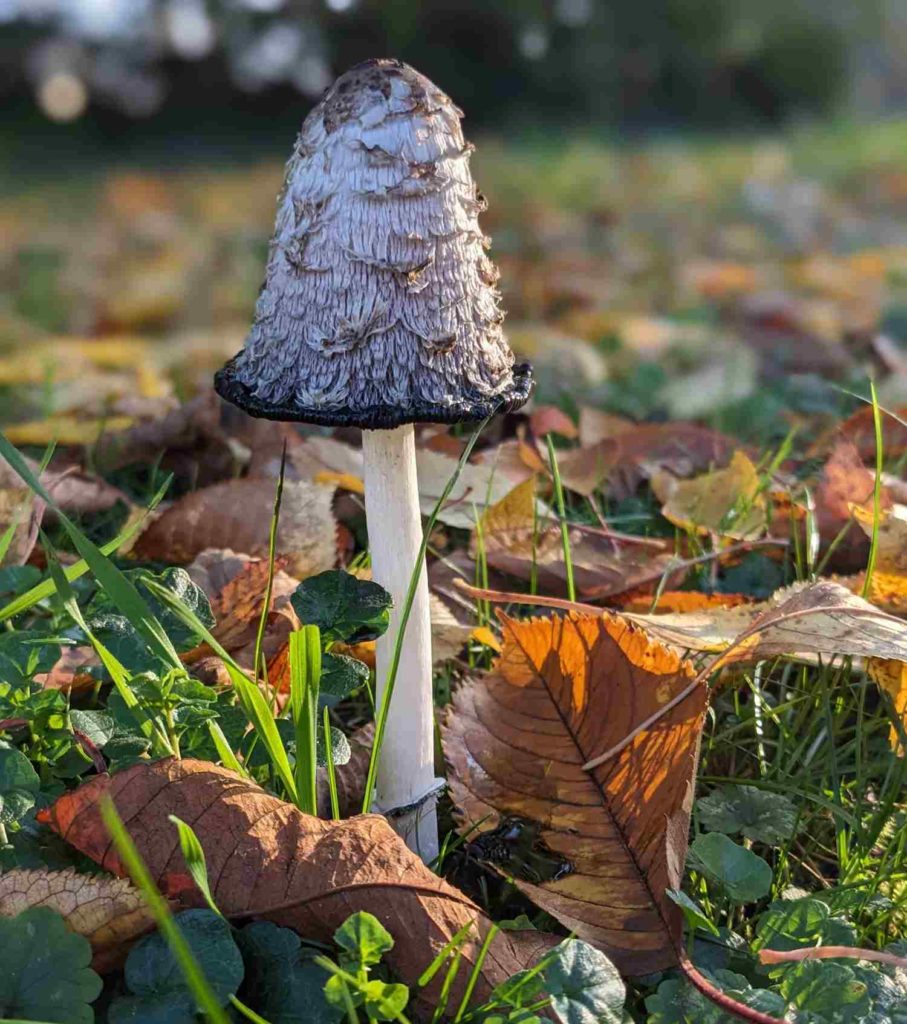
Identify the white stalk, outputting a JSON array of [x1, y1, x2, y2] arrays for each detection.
[[362, 424, 438, 861]]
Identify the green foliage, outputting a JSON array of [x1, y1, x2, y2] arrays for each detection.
[[645, 969, 786, 1024], [291, 570, 392, 645], [86, 567, 214, 672], [756, 896, 857, 955], [696, 785, 799, 846], [334, 911, 395, 969], [110, 909, 243, 1023], [689, 833, 773, 903], [542, 939, 626, 1024], [0, 739, 40, 826], [0, 630, 64, 687], [0, 906, 102, 1023], [666, 889, 719, 937], [236, 921, 340, 1024]]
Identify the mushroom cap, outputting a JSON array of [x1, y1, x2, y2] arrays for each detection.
[[214, 58, 533, 429]]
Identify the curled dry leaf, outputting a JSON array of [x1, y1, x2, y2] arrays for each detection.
[[131, 479, 338, 578], [0, 867, 157, 971], [443, 610, 707, 975], [626, 580, 907, 667], [652, 451, 767, 541], [39, 759, 551, 1015]]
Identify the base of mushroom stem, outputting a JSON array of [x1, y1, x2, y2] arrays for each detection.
[[375, 776, 446, 864]]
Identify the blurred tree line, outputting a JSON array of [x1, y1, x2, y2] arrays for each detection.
[[0, 0, 900, 136]]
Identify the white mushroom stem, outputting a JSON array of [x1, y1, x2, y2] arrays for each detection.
[[362, 424, 439, 861]]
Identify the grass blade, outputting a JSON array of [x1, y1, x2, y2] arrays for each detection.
[[169, 815, 223, 918], [0, 432, 179, 667], [0, 475, 170, 623], [323, 705, 340, 820], [546, 434, 575, 602], [289, 625, 321, 815]]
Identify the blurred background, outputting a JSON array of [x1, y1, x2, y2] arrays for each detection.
[[2, 0, 907, 450]]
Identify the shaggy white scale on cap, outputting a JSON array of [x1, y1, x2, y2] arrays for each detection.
[[215, 57, 532, 428]]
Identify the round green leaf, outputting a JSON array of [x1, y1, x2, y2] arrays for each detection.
[[123, 909, 243, 1008], [689, 833, 773, 903], [0, 906, 102, 1024], [319, 653, 369, 707], [291, 571, 392, 644], [333, 911, 394, 967], [543, 938, 626, 1024], [236, 921, 340, 1024], [363, 980, 409, 1021], [696, 785, 798, 845]]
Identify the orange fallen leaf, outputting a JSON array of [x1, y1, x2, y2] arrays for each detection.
[[443, 610, 707, 975], [40, 759, 552, 1015], [529, 405, 578, 439]]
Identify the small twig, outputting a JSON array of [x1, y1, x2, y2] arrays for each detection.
[[681, 957, 784, 1024], [758, 945, 907, 969], [452, 577, 601, 615]]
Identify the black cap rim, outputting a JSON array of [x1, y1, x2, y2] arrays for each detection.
[[213, 356, 534, 430]]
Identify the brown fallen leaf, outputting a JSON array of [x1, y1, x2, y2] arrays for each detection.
[[577, 407, 635, 448], [652, 451, 767, 541], [34, 646, 98, 692], [185, 549, 299, 658], [131, 479, 338, 578], [443, 611, 707, 975], [40, 759, 551, 1014], [553, 424, 739, 500], [618, 591, 752, 614], [0, 867, 157, 972], [473, 478, 677, 600], [529, 405, 578, 439], [0, 453, 45, 567], [837, 404, 907, 463], [814, 438, 891, 572]]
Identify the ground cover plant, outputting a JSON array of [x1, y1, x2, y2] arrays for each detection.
[[1, 119, 907, 1022]]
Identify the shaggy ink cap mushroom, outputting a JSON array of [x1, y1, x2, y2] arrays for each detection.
[[214, 58, 533, 429]]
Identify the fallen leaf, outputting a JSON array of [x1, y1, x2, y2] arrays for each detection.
[[866, 659, 907, 754], [34, 646, 98, 693], [0, 454, 44, 566], [185, 549, 299, 657], [652, 451, 767, 541], [853, 503, 907, 614], [0, 867, 157, 971], [618, 592, 751, 614], [131, 479, 338, 579], [837, 404, 907, 463], [814, 439, 891, 571], [529, 406, 578, 439], [443, 611, 707, 974], [40, 759, 552, 1015], [577, 408, 634, 448], [627, 580, 907, 667], [4, 415, 135, 446]]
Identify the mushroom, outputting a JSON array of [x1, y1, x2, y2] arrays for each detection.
[[215, 58, 532, 859]]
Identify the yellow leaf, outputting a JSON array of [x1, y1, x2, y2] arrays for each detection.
[[653, 450, 766, 541], [470, 625, 502, 652], [4, 416, 134, 446], [867, 657, 907, 754], [314, 470, 365, 494]]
